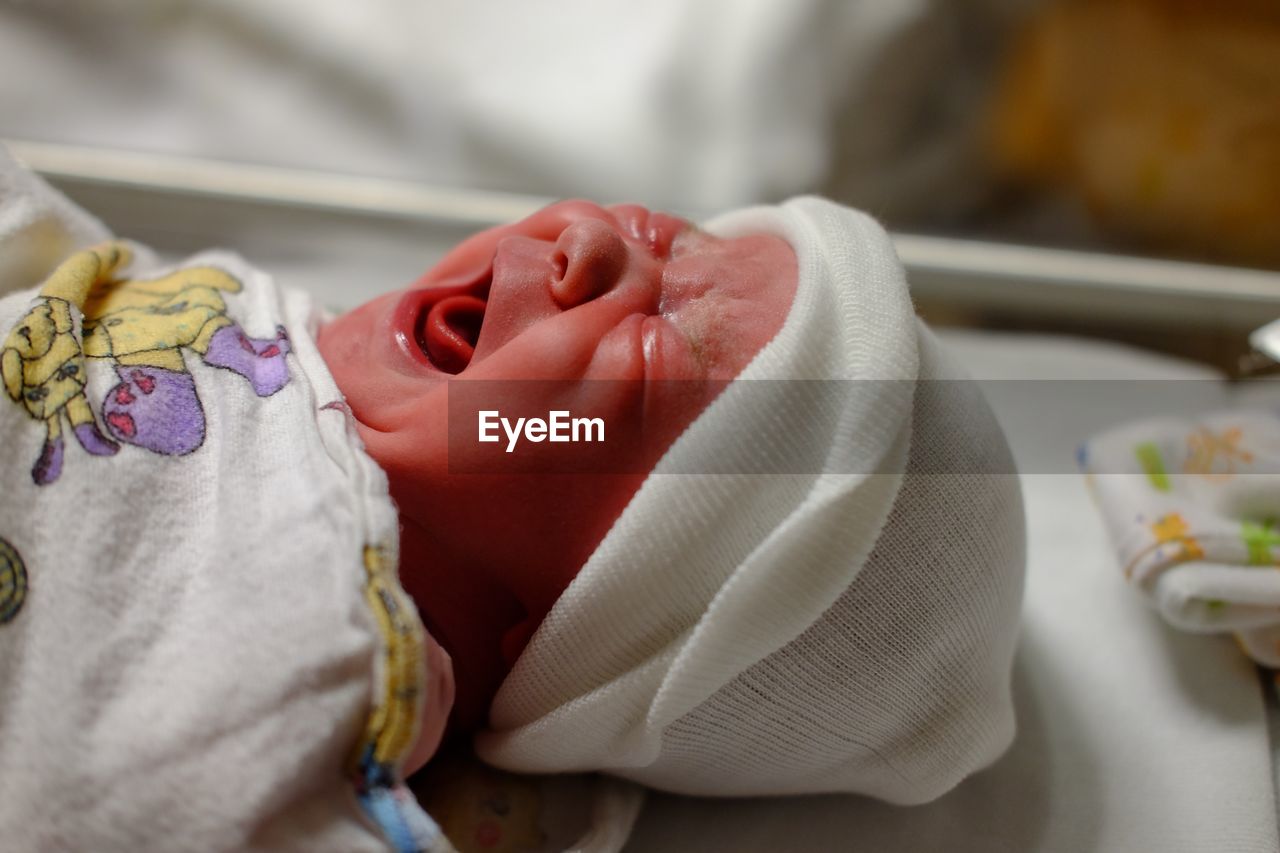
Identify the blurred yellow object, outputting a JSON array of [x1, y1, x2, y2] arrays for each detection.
[[990, 0, 1280, 267]]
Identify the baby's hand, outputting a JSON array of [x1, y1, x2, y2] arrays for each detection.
[[405, 632, 455, 775]]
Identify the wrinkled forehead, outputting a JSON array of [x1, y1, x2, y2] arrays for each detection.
[[700, 202, 793, 244]]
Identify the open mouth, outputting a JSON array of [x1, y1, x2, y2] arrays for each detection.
[[417, 294, 486, 373], [413, 267, 492, 373]]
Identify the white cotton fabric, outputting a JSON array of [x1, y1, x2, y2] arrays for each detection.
[[0, 146, 113, 292], [0, 154, 430, 851], [623, 333, 1279, 853], [477, 198, 1026, 802], [1082, 410, 1280, 667]]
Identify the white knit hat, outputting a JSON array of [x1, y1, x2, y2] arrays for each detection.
[[475, 197, 1025, 803]]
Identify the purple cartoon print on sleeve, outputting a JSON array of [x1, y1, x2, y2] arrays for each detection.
[[3, 242, 292, 483]]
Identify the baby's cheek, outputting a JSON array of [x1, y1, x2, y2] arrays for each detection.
[[668, 297, 748, 378]]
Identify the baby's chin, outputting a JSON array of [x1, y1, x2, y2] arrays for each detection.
[[316, 293, 386, 378], [317, 292, 424, 425]]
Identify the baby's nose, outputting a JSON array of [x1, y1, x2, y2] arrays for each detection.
[[550, 218, 627, 309]]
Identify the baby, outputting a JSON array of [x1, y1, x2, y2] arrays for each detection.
[[316, 199, 800, 738], [0, 151, 1024, 851]]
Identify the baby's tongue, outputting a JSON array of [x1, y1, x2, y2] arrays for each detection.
[[423, 295, 486, 374]]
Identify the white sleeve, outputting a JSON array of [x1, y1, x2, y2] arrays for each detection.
[[0, 144, 112, 296]]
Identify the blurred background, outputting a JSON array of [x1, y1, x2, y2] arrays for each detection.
[[2, 0, 1279, 369]]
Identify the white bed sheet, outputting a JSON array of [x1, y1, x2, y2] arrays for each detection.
[[624, 331, 1280, 853]]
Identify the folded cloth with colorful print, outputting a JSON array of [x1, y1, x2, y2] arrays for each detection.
[[1080, 409, 1280, 665]]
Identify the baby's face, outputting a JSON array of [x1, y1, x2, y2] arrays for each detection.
[[318, 200, 797, 733], [321, 200, 796, 410]]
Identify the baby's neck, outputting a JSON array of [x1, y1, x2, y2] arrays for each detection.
[[397, 514, 527, 735]]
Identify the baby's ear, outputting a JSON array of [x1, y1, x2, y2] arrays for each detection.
[[499, 617, 541, 670]]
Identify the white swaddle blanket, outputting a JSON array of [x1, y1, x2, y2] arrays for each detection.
[[478, 198, 1026, 803]]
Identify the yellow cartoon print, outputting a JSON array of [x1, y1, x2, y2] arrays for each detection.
[[2, 244, 129, 483], [1151, 512, 1205, 563], [356, 543, 427, 774], [0, 537, 27, 625], [2, 241, 291, 484], [1184, 426, 1253, 481], [352, 543, 447, 852]]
